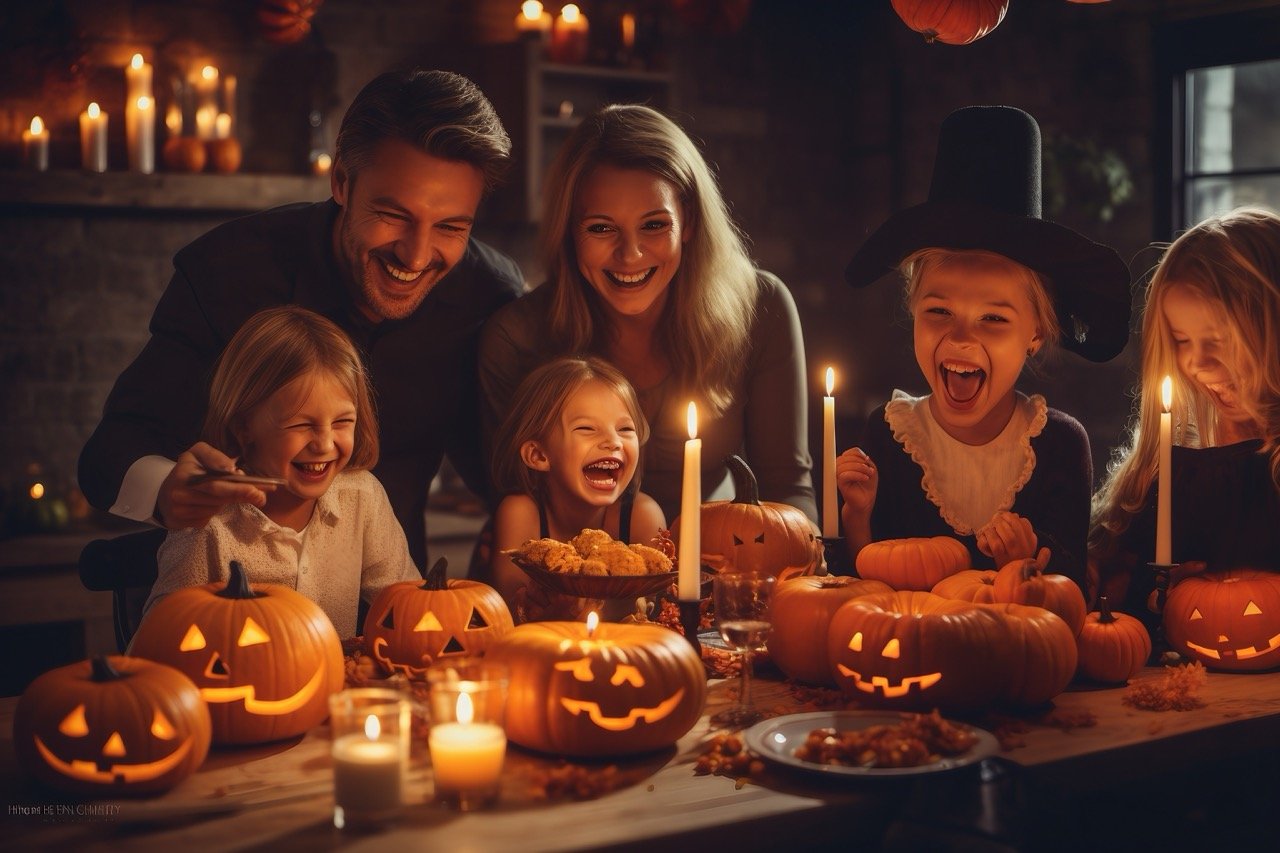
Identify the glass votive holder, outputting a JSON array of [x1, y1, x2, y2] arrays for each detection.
[[426, 657, 509, 811], [329, 688, 410, 829]]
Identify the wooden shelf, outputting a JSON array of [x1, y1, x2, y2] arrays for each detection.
[[538, 61, 674, 84], [0, 169, 331, 213]]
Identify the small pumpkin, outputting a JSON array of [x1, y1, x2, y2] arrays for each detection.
[[1076, 596, 1151, 684], [931, 569, 999, 603], [162, 136, 206, 173], [129, 560, 344, 744], [256, 0, 323, 44], [980, 602, 1077, 707], [992, 551, 1087, 637], [891, 0, 1009, 45], [768, 575, 894, 685], [206, 138, 242, 174], [855, 536, 969, 591], [14, 656, 210, 796], [364, 558, 514, 679], [1163, 569, 1280, 672]]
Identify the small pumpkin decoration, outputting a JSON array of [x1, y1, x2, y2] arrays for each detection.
[[256, 0, 323, 44], [980, 602, 1077, 707], [1163, 569, 1280, 672], [931, 569, 999, 603], [855, 536, 969, 591], [14, 656, 210, 796], [992, 551, 1087, 637], [129, 560, 344, 744], [891, 0, 1009, 45], [485, 617, 705, 756], [671, 455, 822, 579], [206, 137, 242, 174], [1076, 596, 1151, 684], [162, 136, 207, 173], [768, 575, 893, 685], [363, 558, 514, 679]]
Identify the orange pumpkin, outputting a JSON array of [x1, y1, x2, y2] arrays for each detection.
[[129, 560, 343, 744], [768, 575, 894, 685], [856, 536, 969, 591], [1163, 569, 1280, 672], [931, 569, 999, 603], [14, 656, 210, 797], [993, 553, 1087, 637], [980, 602, 1077, 707], [1077, 596, 1151, 684], [891, 0, 1009, 45], [364, 558, 513, 679]]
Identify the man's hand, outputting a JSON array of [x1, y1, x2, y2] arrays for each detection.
[[975, 511, 1038, 567], [156, 442, 273, 530]]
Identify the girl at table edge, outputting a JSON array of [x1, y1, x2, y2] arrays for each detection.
[[1090, 207, 1280, 609], [141, 307, 421, 639], [479, 103, 818, 527]]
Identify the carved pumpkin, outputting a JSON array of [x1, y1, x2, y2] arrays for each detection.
[[14, 656, 210, 796], [768, 575, 893, 685], [485, 618, 705, 756], [1077, 596, 1151, 684], [931, 569, 999, 603], [891, 0, 1009, 45], [993, 553, 1087, 637], [256, 0, 323, 44], [1163, 569, 1280, 672], [827, 591, 1012, 711], [129, 560, 344, 744], [671, 455, 822, 579], [856, 536, 969, 591], [980, 602, 1077, 707], [364, 558, 514, 679]]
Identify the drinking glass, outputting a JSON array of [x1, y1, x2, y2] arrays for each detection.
[[710, 571, 775, 727]]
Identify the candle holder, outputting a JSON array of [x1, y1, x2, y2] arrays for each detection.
[[821, 536, 855, 576], [679, 599, 703, 656], [426, 658, 509, 812], [1146, 561, 1180, 662], [329, 688, 411, 829]]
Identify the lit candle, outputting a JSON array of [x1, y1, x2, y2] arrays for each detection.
[[621, 12, 636, 52], [332, 714, 402, 822], [515, 0, 552, 37], [126, 53, 153, 102], [678, 401, 701, 601], [127, 95, 156, 174], [195, 105, 217, 142], [312, 152, 333, 176], [822, 367, 838, 538], [221, 74, 237, 135], [549, 3, 589, 63], [195, 65, 219, 140], [165, 101, 183, 136], [428, 691, 506, 801], [22, 116, 49, 172], [1156, 375, 1173, 565], [215, 112, 232, 140], [79, 103, 108, 172]]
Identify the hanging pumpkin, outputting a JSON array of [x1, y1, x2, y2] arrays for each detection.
[[670, 455, 822, 579], [931, 568, 999, 603], [485, 618, 705, 756], [129, 560, 344, 744], [364, 558, 514, 679], [256, 0, 323, 44], [14, 656, 210, 797], [1076, 596, 1150, 684], [768, 575, 893, 685], [891, 0, 1009, 45], [980, 602, 1077, 707], [1162, 569, 1280, 672], [992, 552, 1087, 637], [855, 536, 969, 591]]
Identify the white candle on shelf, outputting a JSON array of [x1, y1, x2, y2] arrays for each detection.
[[332, 714, 402, 822], [549, 3, 589, 63], [222, 74, 237, 135], [823, 366, 838, 538], [22, 116, 49, 172], [678, 401, 701, 601], [127, 95, 156, 173], [80, 103, 108, 172], [428, 692, 506, 799], [126, 53, 152, 101], [515, 0, 552, 38], [195, 105, 217, 141], [215, 112, 232, 140], [1156, 375, 1173, 565]]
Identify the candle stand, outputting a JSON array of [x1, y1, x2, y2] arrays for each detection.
[[821, 536, 854, 576], [1147, 561, 1180, 663]]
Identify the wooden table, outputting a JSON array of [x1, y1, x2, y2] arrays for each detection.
[[3, 667, 1279, 851]]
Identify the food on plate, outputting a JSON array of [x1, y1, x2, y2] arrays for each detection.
[[793, 710, 979, 768], [507, 529, 674, 576]]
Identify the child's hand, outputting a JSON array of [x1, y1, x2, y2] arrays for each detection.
[[835, 447, 878, 517], [975, 511, 1038, 567]]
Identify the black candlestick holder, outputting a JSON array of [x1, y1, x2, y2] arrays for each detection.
[[821, 536, 855, 576], [1147, 561, 1180, 663], [679, 599, 702, 656]]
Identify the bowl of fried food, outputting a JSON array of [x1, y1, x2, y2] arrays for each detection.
[[505, 528, 679, 599]]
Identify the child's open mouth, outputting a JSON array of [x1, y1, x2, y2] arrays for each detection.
[[583, 458, 622, 490], [293, 461, 334, 480], [940, 361, 986, 406]]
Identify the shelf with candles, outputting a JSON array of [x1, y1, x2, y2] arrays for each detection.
[[0, 169, 331, 214]]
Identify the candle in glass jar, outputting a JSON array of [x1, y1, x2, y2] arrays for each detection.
[[428, 692, 506, 798], [549, 3, 589, 63], [127, 95, 156, 173], [678, 401, 701, 601], [22, 117, 49, 172], [80, 103, 108, 172], [332, 715, 402, 820], [822, 367, 838, 538], [1156, 375, 1173, 565]]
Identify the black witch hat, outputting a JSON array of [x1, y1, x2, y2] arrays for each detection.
[[844, 106, 1131, 362]]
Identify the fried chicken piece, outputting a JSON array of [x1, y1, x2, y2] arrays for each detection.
[[629, 543, 674, 574], [543, 544, 585, 574], [580, 558, 609, 576], [571, 528, 615, 556], [513, 538, 565, 565], [592, 543, 647, 576]]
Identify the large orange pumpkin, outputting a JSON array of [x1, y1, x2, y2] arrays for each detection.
[[891, 0, 1009, 45], [768, 575, 894, 685], [1076, 596, 1150, 684], [980, 602, 1077, 707], [485, 619, 705, 756], [14, 656, 210, 797], [1163, 569, 1280, 672], [931, 569, 999, 603], [856, 536, 969, 591], [364, 558, 513, 679], [130, 560, 344, 744], [993, 552, 1087, 637]]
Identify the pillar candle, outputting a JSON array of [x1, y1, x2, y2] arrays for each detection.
[[823, 367, 838, 538], [195, 105, 217, 142], [1156, 375, 1173, 565], [195, 65, 219, 140], [215, 112, 232, 141], [80, 103, 108, 172], [549, 3, 589, 63], [126, 53, 153, 102], [221, 74, 237, 135], [515, 0, 553, 39], [22, 116, 49, 172], [127, 95, 156, 174], [621, 12, 636, 51], [678, 401, 701, 601]]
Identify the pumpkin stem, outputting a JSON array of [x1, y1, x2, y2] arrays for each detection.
[[217, 560, 264, 599], [1020, 559, 1041, 582], [1097, 596, 1117, 624], [422, 557, 450, 591], [727, 455, 761, 506], [90, 656, 124, 682]]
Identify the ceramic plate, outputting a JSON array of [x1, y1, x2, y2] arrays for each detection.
[[743, 710, 997, 778]]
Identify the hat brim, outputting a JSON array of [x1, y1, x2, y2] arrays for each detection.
[[844, 202, 1132, 362]]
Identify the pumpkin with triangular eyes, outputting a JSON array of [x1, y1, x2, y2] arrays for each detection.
[[129, 560, 343, 744], [14, 656, 210, 796], [363, 558, 513, 678], [1163, 569, 1280, 672]]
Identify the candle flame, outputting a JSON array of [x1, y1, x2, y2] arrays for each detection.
[[201, 65, 218, 81], [686, 401, 698, 440], [825, 366, 835, 397], [456, 691, 475, 725], [586, 611, 599, 637], [29, 483, 45, 500], [131, 53, 144, 69], [1161, 375, 1172, 412], [562, 3, 581, 23], [363, 714, 380, 740], [88, 103, 101, 118], [29, 116, 44, 134], [165, 104, 182, 134], [521, 0, 544, 20], [137, 95, 152, 110]]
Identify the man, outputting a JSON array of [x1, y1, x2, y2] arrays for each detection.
[[79, 69, 524, 564]]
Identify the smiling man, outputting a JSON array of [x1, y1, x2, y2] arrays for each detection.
[[79, 70, 523, 565]]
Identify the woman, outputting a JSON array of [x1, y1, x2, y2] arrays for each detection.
[[480, 104, 817, 526]]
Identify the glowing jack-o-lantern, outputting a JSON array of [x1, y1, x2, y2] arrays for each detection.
[[769, 575, 894, 685], [1163, 569, 1280, 672], [130, 560, 343, 744], [14, 656, 210, 796], [363, 558, 514, 678], [485, 615, 705, 756]]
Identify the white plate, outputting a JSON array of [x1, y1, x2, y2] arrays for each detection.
[[743, 710, 998, 778]]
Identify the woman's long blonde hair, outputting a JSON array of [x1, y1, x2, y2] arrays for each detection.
[[538, 104, 757, 416], [1090, 207, 1280, 562]]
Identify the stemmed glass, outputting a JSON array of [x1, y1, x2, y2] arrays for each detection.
[[710, 571, 776, 728]]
